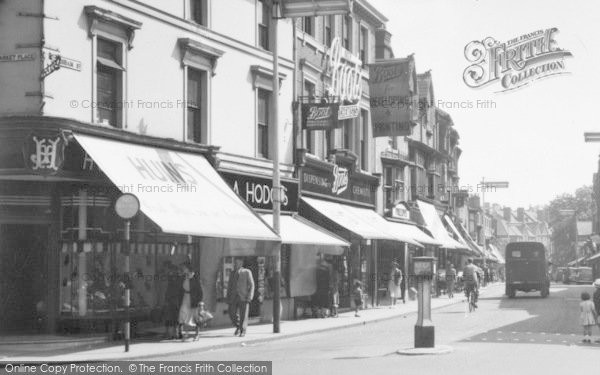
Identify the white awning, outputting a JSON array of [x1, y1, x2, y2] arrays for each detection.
[[302, 197, 421, 245], [489, 244, 505, 264], [74, 134, 279, 242], [417, 200, 468, 250], [261, 213, 349, 254], [443, 215, 471, 249], [385, 220, 437, 247]]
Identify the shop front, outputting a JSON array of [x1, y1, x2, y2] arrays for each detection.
[[0, 118, 280, 334], [413, 200, 471, 295], [219, 170, 350, 321], [382, 203, 443, 301], [297, 155, 422, 309]]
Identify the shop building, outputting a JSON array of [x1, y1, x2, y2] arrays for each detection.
[[291, 1, 430, 308], [0, 0, 298, 333]]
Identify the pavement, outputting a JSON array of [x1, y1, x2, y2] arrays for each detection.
[[0, 284, 503, 362]]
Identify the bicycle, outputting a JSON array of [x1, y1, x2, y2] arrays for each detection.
[[465, 286, 477, 313]]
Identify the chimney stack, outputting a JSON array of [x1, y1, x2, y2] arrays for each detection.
[[503, 207, 512, 222], [517, 208, 525, 222]]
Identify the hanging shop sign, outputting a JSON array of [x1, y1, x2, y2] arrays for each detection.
[[369, 59, 418, 138], [220, 171, 299, 212], [302, 102, 361, 130], [22, 131, 66, 175], [325, 37, 363, 103], [301, 161, 376, 206], [302, 102, 339, 130], [338, 103, 360, 120]]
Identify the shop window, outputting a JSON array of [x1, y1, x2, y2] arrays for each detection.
[[258, 0, 269, 50], [59, 242, 196, 319], [96, 38, 124, 128], [257, 89, 271, 159], [187, 68, 206, 143]]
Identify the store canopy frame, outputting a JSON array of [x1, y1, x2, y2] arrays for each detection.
[[73, 134, 280, 245]]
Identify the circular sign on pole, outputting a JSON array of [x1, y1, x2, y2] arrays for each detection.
[[115, 193, 140, 220]]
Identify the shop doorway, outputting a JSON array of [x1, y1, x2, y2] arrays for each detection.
[[244, 257, 262, 318], [0, 224, 49, 332]]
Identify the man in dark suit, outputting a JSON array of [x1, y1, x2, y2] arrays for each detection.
[[227, 258, 255, 337]]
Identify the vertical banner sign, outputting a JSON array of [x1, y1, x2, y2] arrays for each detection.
[[369, 59, 418, 137]]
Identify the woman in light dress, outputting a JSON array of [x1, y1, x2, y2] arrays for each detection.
[[177, 262, 203, 340], [388, 261, 403, 306]]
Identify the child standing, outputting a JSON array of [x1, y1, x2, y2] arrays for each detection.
[[580, 292, 597, 343], [593, 279, 600, 343], [353, 280, 363, 317]]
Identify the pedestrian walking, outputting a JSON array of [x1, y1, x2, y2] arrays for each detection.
[[177, 262, 204, 341], [593, 279, 600, 343], [353, 280, 364, 317], [579, 291, 597, 343], [227, 258, 255, 337], [163, 261, 182, 339], [387, 262, 402, 306], [330, 266, 340, 317], [446, 263, 457, 299]]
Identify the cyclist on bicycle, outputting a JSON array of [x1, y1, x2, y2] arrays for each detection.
[[462, 258, 480, 308]]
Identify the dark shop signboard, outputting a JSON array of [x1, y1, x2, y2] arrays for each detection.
[[301, 164, 376, 206], [220, 171, 299, 212], [302, 102, 359, 131]]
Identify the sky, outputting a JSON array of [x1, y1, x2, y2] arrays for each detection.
[[370, 0, 600, 209]]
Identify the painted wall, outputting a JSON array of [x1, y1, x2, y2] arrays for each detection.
[[0, 0, 43, 115], [2, 0, 295, 164]]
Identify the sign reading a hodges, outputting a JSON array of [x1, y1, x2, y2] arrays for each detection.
[[369, 58, 418, 138], [463, 27, 573, 92]]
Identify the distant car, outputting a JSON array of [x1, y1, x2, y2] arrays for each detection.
[[563, 267, 593, 284], [505, 242, 550, 298]]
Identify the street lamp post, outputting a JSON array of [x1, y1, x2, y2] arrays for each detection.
[[271, 0, 282, 334]]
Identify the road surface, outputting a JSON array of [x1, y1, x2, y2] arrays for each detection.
[[159, 284, 599, 375]]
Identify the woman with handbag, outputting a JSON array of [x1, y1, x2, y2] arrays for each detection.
[[177, 262, 203, 341]]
